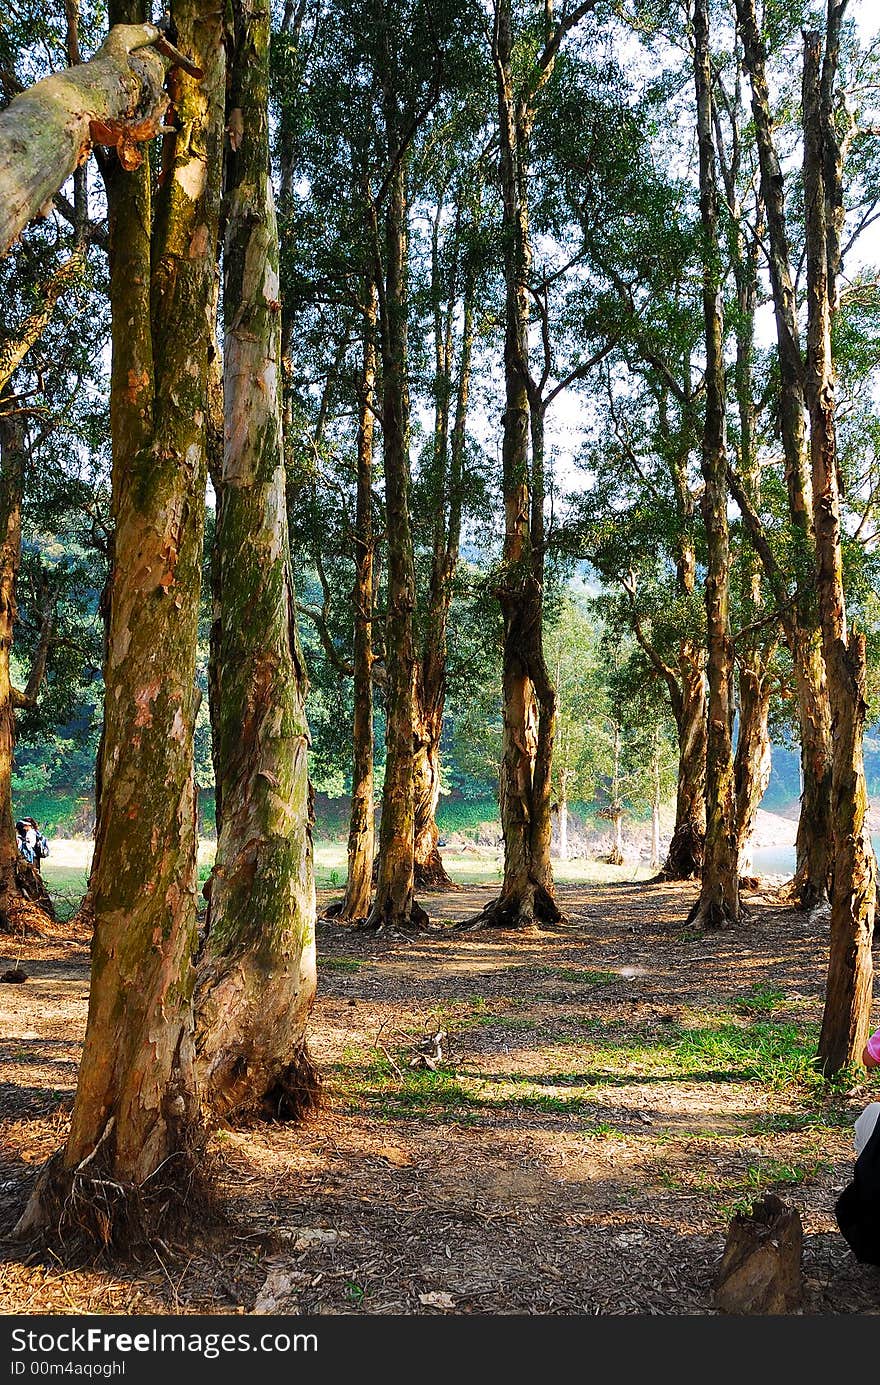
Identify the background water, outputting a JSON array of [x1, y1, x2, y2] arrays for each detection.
[[751, 835, 880, 877]]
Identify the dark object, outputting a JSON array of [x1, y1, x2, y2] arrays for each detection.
[[835, 1112, 880, 1266], [713, 1192, 803, 1313], [1, 967, 28, 982]]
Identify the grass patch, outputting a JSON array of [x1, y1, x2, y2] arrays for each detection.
[[733, 983, 788, 1014], [539, 967, 619, 986], [322, 957, 362, 974]]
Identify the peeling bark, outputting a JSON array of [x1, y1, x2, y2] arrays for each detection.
[[194, 0, 317, 1122], [0, 23, 174, 257]]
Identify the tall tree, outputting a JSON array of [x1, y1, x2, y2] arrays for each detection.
[[688, 0, 739, 928], [802, 8, 876, 1075], [194, 0, 318, 1122], [731, 0, 833, 913], [469, 0, 597, 929], [17, 0, 225, 1238]]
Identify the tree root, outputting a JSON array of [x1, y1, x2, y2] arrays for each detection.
[[260, 1043, 323, 1123], [456, 881, 565, 931], [14, 1139, 224, 1258], [413, 849, 460, 892], [655, 821, 705, 882], [357, 895, 431, 933], [685, 894, 745, 930]]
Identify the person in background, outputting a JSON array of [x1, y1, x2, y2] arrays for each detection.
[[834, 1022, 880, 1265], [15, 818, 49, 872], [863, 1025, 880, 1072]]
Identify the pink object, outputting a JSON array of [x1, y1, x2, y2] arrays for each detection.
[[867, 1029, 880, 1065]]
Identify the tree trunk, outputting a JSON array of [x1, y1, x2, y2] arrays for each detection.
[[661, 642, 707, 879], [335, 285, 377, 924], [17, 0, 225, 1240], [736, 0, 833, 913], [558, 775, 569, 863], [413, 247, 474, 893], [608, 723, 624, 865], [734, 655, 773, 879], [803, 25, 876, 1076], [365, 156, 427, 932], [467, 0, 560, 929], [651, 757, 662, 871], [688, 0, 739, 929], [194, 0, 317, 1124], [0, 22, 173, 256], [0, 413, 54, 925], [789, 630, 833, 911]]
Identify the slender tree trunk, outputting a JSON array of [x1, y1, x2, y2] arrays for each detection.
[[803, 24, 876, 1075], [651, 751, 662, 870], [365, 156, 427, 931], [194, 0, 318, 1123], [413, 210, 475, 892], [468, 5, 560, 930], [661, 643, 707, 879], [557, 771, 569, 863], [0, 413, 53, 922], [335, 285, 377, 924], [17, 0, 225, 1239], [734, 656, 774, 878], [736, 0, 832, 912], [608, 723, 624, 865], [689, 0, 739, 929]]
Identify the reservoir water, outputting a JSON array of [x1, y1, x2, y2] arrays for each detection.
[[751, 835, 880, 877]]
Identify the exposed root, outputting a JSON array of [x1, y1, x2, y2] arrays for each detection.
[[414, 850, 460, 892], [775, 872, 830, 918], [259, 1043, 323, 1123], [14, 1138, 224, 1260], [357, 895, 431, 933], [321, 897, 368, 926], [655, 821, 705, 882], [457, 881, 565, 932], [0, 860, 57, 936], [685, 894, 745, 931]]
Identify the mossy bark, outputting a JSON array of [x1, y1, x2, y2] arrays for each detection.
[[195, 0, 317, 1120], [688, 0, 739, 930], [803, 26, 876, 1075], [17, 0, 225, 1235], [0, 23, 171, 256]]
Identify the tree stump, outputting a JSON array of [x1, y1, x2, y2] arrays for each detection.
[[713, 1193, 803, 1314]]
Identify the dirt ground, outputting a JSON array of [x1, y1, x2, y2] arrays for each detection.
[[1, 878, 879, 1316]]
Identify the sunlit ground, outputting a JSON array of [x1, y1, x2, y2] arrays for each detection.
[[40, 837, 653, 914]]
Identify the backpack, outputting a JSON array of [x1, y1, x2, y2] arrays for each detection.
[[835, 1109, 880, 1266], [35, 832, 49, 859]]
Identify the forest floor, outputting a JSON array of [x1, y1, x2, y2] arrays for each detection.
[[1, 877, 879, 1316]]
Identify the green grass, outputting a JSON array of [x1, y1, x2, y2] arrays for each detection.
[[733, 983, 788, 1014], [322, 957, 362, 974], [538, 966, 619, 986]]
